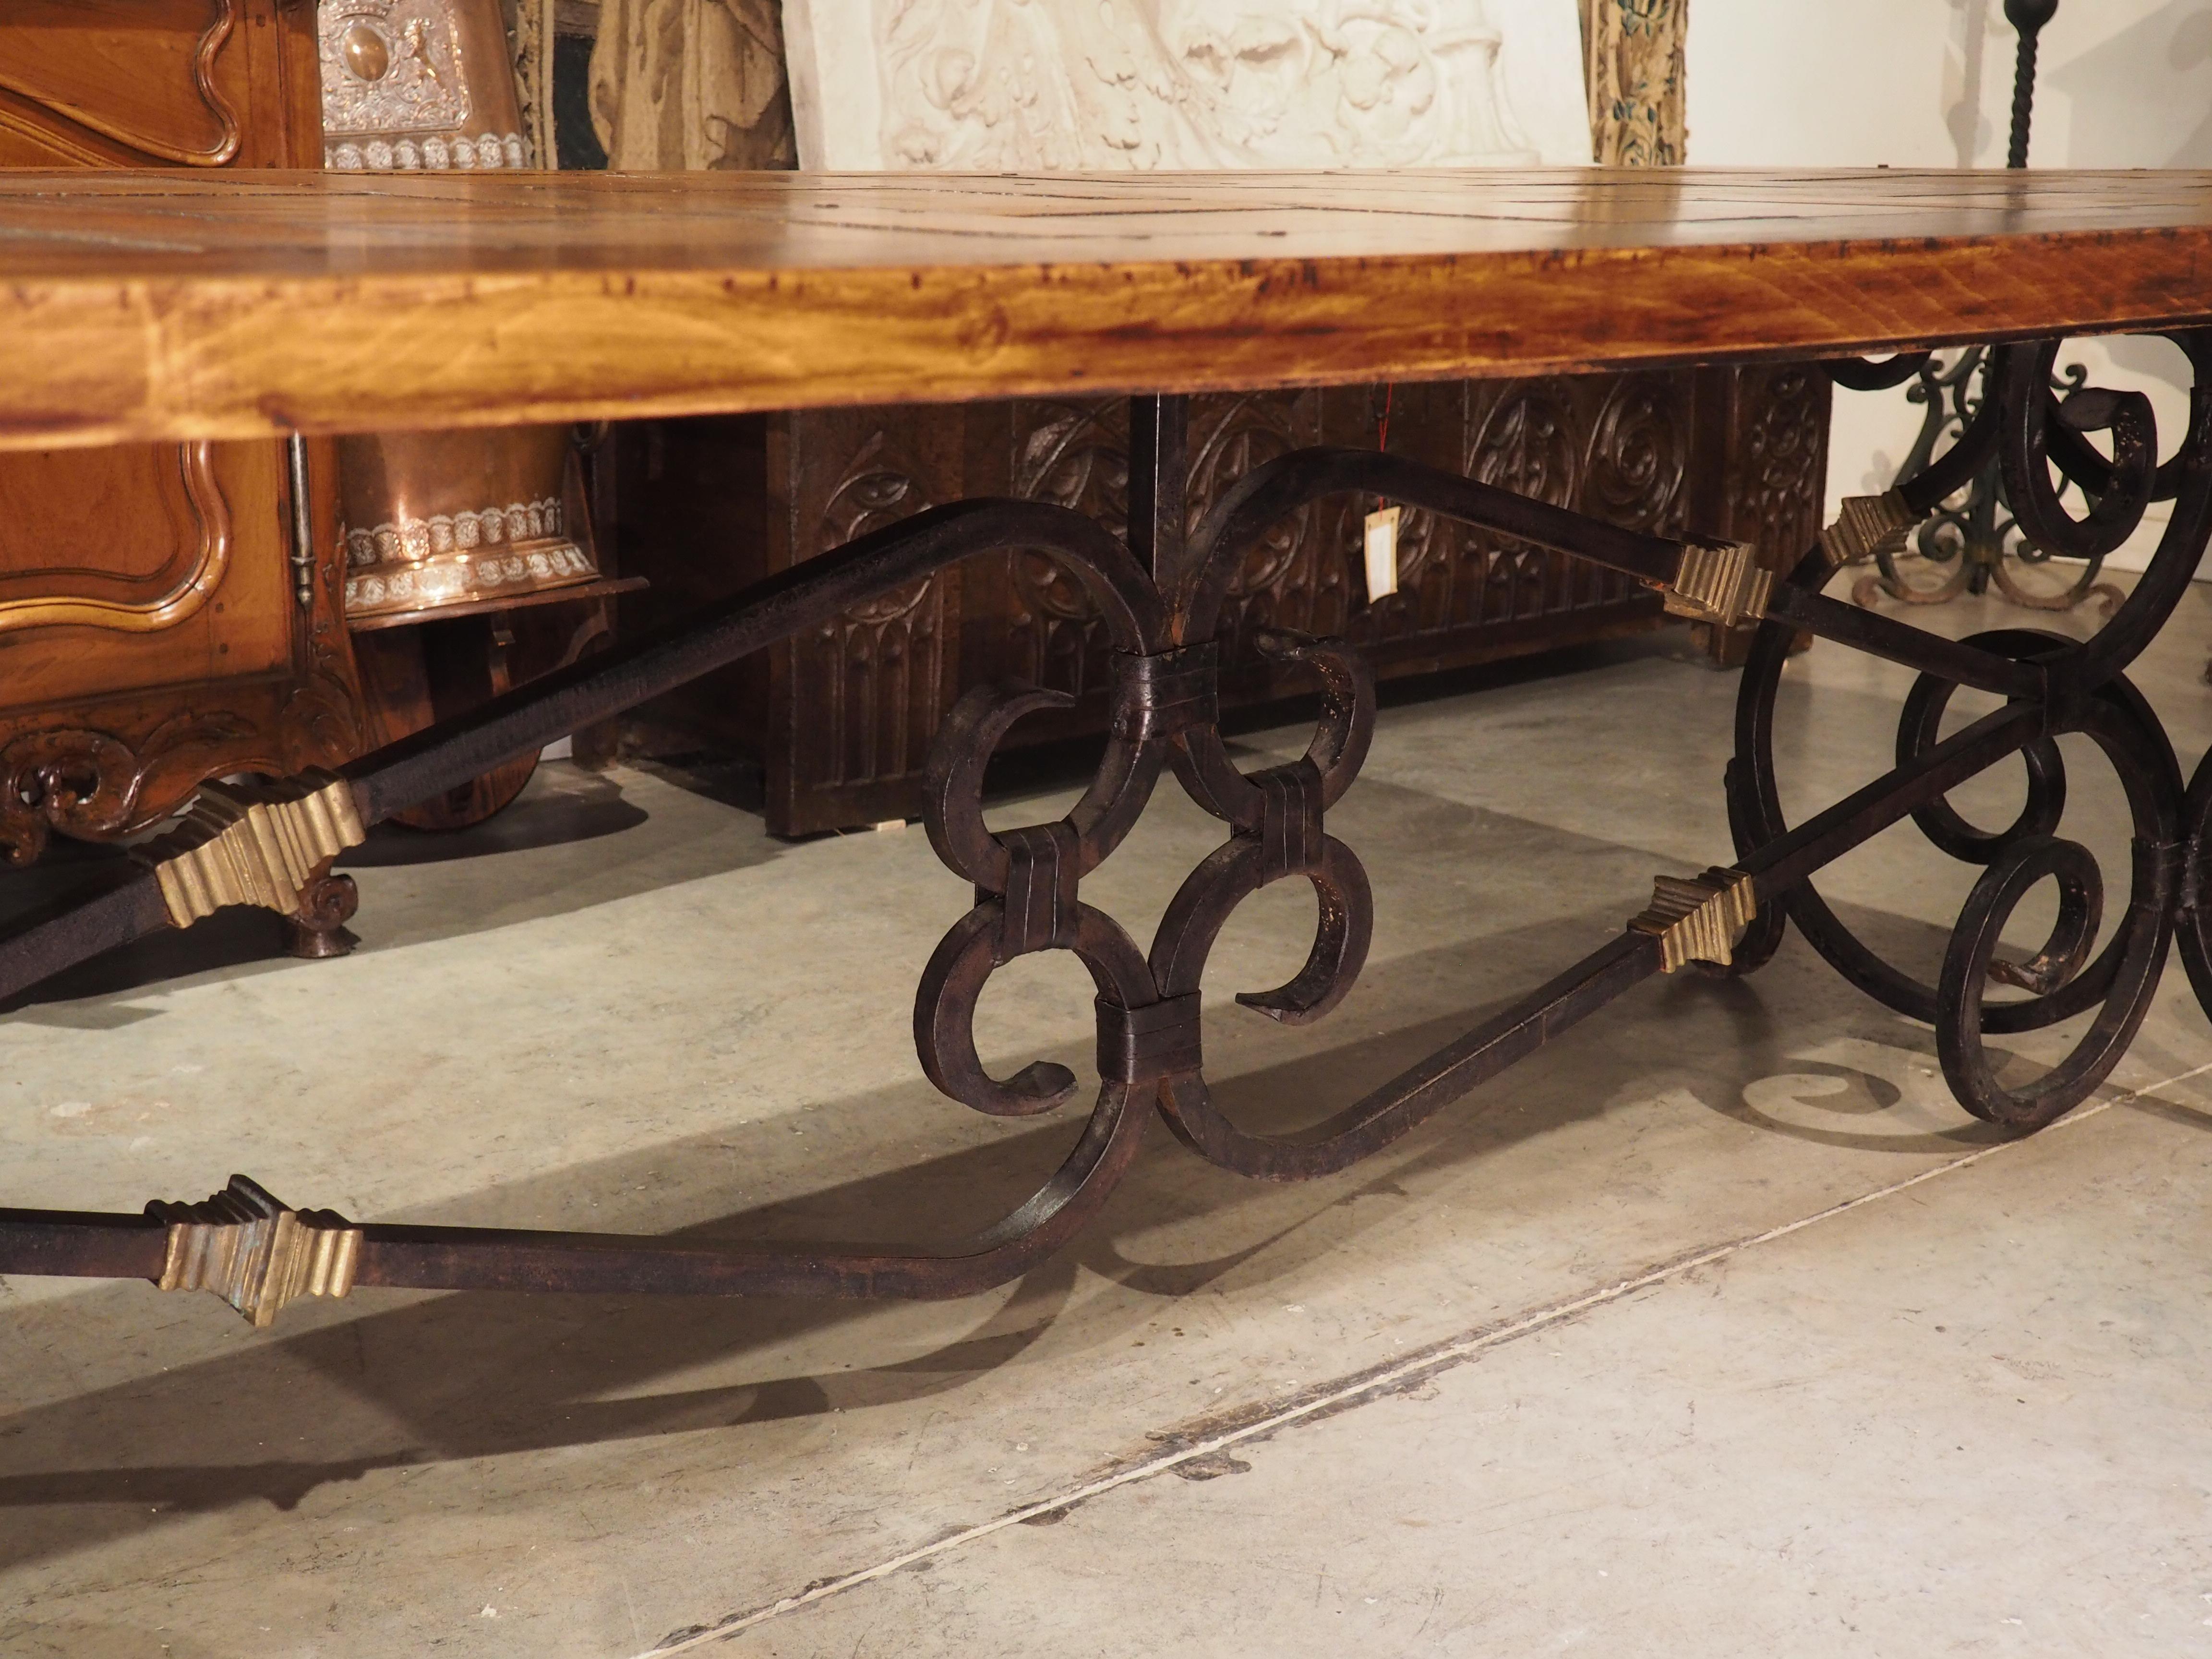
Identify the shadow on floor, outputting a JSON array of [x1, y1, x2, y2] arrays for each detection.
[[0, 768, 705, 1015], [336, 769, 650, 868], [0, 898, 1993, 1573]]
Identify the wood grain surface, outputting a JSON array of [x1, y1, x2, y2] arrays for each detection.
[[2, 168, 2210, 449]]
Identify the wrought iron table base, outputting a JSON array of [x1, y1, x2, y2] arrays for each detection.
[[5, 331, 2212, 1330]]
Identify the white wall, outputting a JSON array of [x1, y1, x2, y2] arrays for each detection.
[[1687, 0, 2212, 574]]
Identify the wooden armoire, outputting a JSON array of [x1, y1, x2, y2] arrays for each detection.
[[0, 1, 362, 869]]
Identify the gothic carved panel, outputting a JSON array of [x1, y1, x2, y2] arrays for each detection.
[[782, 425, 957, 803], [1004, 397, 1129, 702], [1470, 384, 1583, 625], [655, 366, 1813, 835], [1586, 374, 1689, 536], [1186, 389, 1337, 653], [1348, 374, 1684, 652]]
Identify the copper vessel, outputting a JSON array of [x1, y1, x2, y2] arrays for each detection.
[[318, 0, 601, 626], [335, 427, 597, 623]]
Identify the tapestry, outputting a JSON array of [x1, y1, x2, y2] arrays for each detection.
[[585, 0, 795, 170], [514, 0, 554, 168], [1581, 0, 1686, 165]]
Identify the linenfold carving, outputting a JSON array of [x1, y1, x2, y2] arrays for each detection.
[[805, 433, 950, 788]]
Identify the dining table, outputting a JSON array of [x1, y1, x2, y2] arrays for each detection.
[[0, 165, 2208, 1332]]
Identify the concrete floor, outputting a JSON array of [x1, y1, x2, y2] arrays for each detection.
[[3, 586, 2211, 1657]]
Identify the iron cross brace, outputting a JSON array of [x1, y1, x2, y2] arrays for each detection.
[[5, 341, 2212, 1327]]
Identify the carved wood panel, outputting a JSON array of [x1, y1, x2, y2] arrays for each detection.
[[1351, 373, 1683, 656], [998, 396, 1129, 702], [766, 407, 963, 831], [0, 0, 306, 169], [0, 441, 232, 632], [1687, 362, 1833, 666], [1715, 363, 1829, 565]]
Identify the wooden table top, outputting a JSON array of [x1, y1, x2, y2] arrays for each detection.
[[4, 168, 2211, 450]]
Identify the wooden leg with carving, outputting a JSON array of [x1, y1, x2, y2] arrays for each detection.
[[285, 858, 360, 960]]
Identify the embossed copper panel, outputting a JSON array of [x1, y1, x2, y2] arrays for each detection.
[[316, 0, 531, 169]]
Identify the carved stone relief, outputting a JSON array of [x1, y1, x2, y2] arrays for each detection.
[[783, 0, 1590, 170]]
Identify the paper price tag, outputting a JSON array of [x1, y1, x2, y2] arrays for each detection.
[[1363, 505, 1401, 602]]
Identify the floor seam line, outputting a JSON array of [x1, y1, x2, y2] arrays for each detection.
[[635, 1058, 2212, 1656]]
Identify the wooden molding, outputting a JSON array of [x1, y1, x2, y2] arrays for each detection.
[[0, 0, 241, 168], [0, 441, 233, 636]]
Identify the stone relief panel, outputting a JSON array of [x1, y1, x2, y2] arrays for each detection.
[[784, 0, 1589, 170]]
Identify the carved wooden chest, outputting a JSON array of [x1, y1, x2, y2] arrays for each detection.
[[620, 366, 1829, 835]]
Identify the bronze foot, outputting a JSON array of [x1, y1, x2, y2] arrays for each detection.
[[285, 865, 359, 960]]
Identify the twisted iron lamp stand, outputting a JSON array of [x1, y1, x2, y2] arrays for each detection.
[[0, 327, 2208, 1331], [1841, 0, 2125, 616]]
